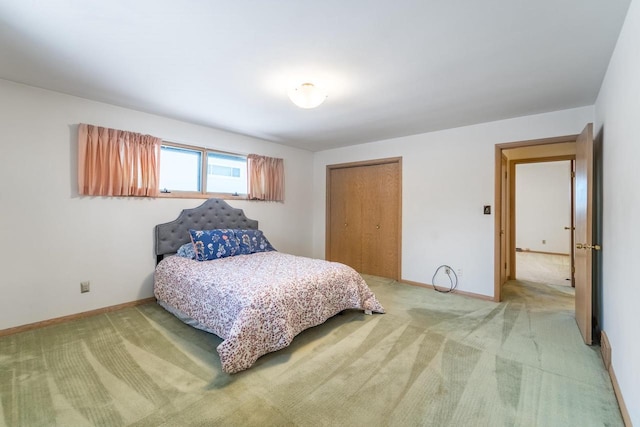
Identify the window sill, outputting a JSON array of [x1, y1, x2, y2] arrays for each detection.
[[157, 192, 249, 201]]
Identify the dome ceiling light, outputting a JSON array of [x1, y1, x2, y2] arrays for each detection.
[[288, 82, 327, 109]]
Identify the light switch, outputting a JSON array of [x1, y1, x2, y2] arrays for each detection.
[[483, 205, 491, 215]]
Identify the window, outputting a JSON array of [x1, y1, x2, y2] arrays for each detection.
[[159, 145, 202, 192], [159, 143, 247, 197], [206, 152, 247, 194]]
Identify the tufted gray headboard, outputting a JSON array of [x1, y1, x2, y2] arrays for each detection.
[[155, 198, 258, 263]]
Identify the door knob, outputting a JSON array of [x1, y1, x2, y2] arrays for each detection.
[[576, 243, 584, 249], [376, 225, 380, 229]]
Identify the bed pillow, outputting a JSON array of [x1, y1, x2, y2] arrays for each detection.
[[176, 242, 196, 259], [189, 229, 240, 261], [234, 229, 276, 254]]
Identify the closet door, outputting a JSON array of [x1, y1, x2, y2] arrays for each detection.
[[361, 162, 400, 278], [327, 158, 401, 279], [329, 166, 363, 272]]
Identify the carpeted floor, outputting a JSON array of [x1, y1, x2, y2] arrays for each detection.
[[516, 252, 572, 287], [0, 276, 623, 426]]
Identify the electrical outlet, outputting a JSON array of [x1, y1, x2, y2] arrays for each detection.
[[542, 239, 546, 244], [456, 268, 463, 277], [445, 267, 451, 275], [80, 281, 90, 293]]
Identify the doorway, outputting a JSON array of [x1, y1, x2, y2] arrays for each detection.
[[494, 136, 578, 302], [495, 124, 598, 345], [512, 159, 574, 288]]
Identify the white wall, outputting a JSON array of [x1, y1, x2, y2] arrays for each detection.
[[0, 79, 314, 330], [594, 0, 640, 423], [515, 161, 571, 254], [313, 107, 593, 297]]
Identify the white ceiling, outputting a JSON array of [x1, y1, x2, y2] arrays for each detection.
[[0, 1, 631, 151]]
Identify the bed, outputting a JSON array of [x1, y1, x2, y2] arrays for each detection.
[[153, 199, 385, 373]]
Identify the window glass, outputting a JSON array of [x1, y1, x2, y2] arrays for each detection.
[[159, 146, 202, 192], [207, 152, 247, 194]]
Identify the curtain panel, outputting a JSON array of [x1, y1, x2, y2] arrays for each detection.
[[77, 123, 162, 197], [247, 154, 284, 202]]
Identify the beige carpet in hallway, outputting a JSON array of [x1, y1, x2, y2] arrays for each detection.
[[0, 276, 622, 426], [516, 251, 572, 288]]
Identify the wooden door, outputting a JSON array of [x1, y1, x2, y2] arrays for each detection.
[[327, 159, 401, 279], [574, 123, 598, 345], [329, 166, 363, 272], [361, 162, 400, 278]]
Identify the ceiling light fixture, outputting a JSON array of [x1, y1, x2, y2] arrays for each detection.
[[288, 82, 327, 109]]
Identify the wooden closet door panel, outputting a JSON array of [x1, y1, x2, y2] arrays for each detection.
[[329, 167, 363, 271], [360, 164, 379, 275], [375, 162, 400, 278], [346, 167, 365, 271], [360, 163, 399, 278]]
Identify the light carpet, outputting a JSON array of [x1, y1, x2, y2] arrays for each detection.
[[0, 276, 622, 426], [516, 252, 572, 288]]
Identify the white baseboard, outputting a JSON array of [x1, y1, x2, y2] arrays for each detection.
[[0, 297, 156, 337]]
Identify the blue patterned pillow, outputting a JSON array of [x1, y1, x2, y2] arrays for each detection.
[[189, 229, 240, 261], [234, 229, 276, 254], [176, 242, 196, 259]]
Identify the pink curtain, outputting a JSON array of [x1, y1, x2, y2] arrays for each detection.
[[247, 154, 284, 202], [77, 123, 162, 197]]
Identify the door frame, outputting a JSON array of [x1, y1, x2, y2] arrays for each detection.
[[494, 135, 578, 302], [326, 157, 403, 280]]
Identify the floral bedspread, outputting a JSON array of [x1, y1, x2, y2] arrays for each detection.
[[154, 251, 385, 373]]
